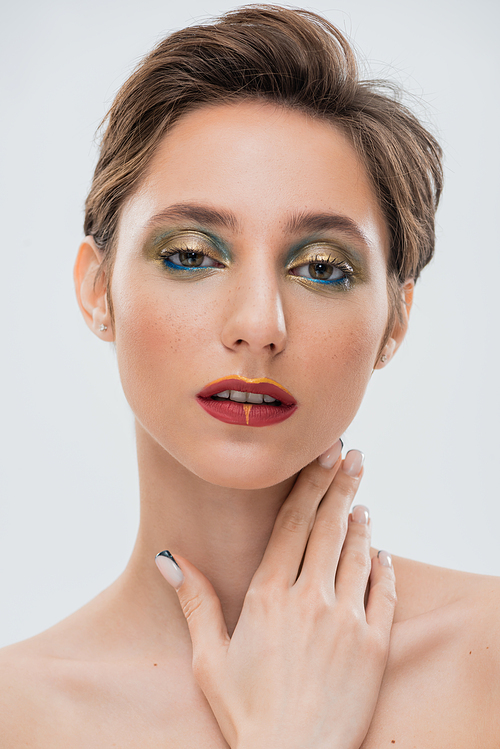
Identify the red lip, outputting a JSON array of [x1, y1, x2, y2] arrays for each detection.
[[196, 376, 298, 427], [197, 377, 296, 405]]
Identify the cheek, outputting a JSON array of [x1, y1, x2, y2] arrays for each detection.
[[111, 273, 217, 414], [108, 260, 390, 489], [290, 293, 388, 447]]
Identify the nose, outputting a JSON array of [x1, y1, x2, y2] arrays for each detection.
[[220, 272, 287, 357]]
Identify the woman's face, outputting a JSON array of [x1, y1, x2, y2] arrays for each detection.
[[109, 100, 396, 489]]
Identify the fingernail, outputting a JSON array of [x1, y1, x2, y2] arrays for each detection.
[[377, 550, 392, 568], [318, 438, 343, 469], [155, 550, 184, 589], [351, 504, 370, 524], [342, 449, 364, 477]]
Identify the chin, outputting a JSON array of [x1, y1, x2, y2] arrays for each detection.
[[195, 463, 295, 490], [178, 447, 300, 490]]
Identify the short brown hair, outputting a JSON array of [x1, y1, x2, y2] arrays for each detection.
[[84, 4, 443, 312]]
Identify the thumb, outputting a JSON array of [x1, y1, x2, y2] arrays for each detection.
[[155, 550, 230, 660]]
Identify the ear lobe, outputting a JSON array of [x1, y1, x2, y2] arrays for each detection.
[[74, 237, 114, 341], [374, 279, 414, 369]]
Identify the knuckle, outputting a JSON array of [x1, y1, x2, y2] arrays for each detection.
[[342, 603, 364, 628], [315, 514, 348, 538], [373, 579, 398, 608], [279, 507, 311, 534], [315, 515, 340, 534], [180, 591, 205, 623], [304, 586, 335, 615], [340, 547, 370, 572], [243, 582, 262, 608], [382, 586, 398, 608], [334, 471, 358, 497], [301, 468, 326, 493], [347, 521, 371, 542], [246, 578, 283, 608]]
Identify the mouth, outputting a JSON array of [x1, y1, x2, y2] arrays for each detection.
[[196, 375, 298, 427]]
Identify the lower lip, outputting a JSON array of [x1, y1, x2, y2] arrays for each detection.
[[197, 397, 297, 427]]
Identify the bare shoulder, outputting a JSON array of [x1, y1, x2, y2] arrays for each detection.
[[0, 600, 202, 749], [0, 635, 62, 746], [0, 597, 114, 746], [387, 554, 500, 742], [391, 553, 500, 622]]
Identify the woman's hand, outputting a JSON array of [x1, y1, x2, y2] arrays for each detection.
[[156, 445, 396, 749]]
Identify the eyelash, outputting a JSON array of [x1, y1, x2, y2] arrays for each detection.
[[160, 248, 354, 287], [161, 248, 224, 271], [289, 254, 354, 286]]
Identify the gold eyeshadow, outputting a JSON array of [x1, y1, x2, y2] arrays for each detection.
[[150, 229, 228, 259], [144, 229, 230, 279], [286, 240, 363, 274], [145, 228, 367, 293], [285, 240, 366, 294]]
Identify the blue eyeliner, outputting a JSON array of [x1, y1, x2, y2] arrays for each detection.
[[152, 227, 232, 264], [151, 226, 361, 290], [162, 257, 214, 271]]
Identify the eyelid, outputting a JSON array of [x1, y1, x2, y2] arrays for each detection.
[[152, 231, 362, 284], [287, 251, 354, 276], [286, 241, 354, 267], [154, 229, 231, 264], [160, 246, 222, 265]]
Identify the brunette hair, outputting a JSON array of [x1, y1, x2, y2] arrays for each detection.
[[84, 4, 443, 321]]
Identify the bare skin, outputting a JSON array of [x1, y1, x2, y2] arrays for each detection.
[[1, 102, 499, 746], [1, 512, 499, 747]]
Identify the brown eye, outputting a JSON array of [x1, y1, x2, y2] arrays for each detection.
[[178, 251, 205, 267], [308, 262, 337, 280], [163, 250, 221, 269], [293, 261, 344, 282]]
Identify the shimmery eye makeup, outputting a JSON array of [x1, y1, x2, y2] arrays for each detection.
[[162, 249, 224, 271], [286, 240, 362, 292], [289, 254, 354, 287], [147, 229, 230, 277], [145, 227, 365, 292]]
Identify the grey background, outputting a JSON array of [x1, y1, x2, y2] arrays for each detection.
[[1, 0, 499, 647]]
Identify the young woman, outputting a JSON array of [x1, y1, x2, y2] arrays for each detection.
[[1, 6, 499, 747]]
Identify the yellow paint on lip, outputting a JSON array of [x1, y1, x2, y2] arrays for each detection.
[[206, 374, 292, 396], [243, 403, 252, 425]]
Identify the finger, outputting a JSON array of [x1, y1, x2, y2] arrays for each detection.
[[251, 439, 343, 588], [297, 450, 364, 589], [333, 504, 372, 606], [365, 551, 397, 633], [155, 551, 230, 672]]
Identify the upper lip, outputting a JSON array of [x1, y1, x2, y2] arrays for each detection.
[[197, 375, 297, 406]]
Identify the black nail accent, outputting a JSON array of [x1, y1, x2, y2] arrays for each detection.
[[340, 437, 344, 450], [156, 550, 181, 569]]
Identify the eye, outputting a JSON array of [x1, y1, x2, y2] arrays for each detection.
[[291, 261, 346, 283], [162, 249, 224, 269]]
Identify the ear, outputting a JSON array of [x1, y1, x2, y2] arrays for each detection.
[[374, 279, 414, 370], [74, 237, 114, 341]]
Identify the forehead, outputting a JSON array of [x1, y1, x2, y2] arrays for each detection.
[[120, 100, 389, 255]]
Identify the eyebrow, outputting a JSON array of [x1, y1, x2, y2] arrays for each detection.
[[145, 203, 239, 232], [284, 210, 370, 247], [145, 203, 370, 248]]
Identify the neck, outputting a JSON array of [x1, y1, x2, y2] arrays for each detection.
[[124, 421, 296, 636]]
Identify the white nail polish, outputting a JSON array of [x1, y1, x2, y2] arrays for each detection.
[[155, 550, 184, 589], [351, 505, 370, 524], [318, 439, 343, 469], [377, 550, 392, 568], [342, 449, 364, 477]]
